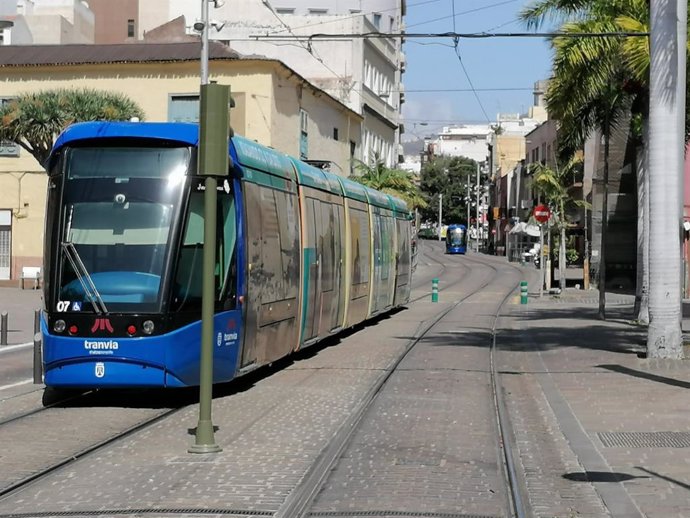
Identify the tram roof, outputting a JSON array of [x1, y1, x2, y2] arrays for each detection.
[[50, 121, 200, 158], [335, 176, 369, 203], [289, 158, 343, 195], [364, 186, 395, 210], [389, 196, 410, 216], [231, 135, 296, 181]]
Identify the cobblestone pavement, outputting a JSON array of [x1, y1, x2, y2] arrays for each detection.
[[499, 287, 690, 518], [1, 250, 689, 518], [0, 287, 42, 346]]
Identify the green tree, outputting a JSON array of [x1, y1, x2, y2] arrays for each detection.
[[530, 157, 588, 292], [522, 0, 688, 357], [418, 156, 479, 226], [521, 0, 646, 320], [0, 88, 145, 166], [350, 153, 427, 210]]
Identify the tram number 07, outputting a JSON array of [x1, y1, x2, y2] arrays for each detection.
[[56, 301, 71, 312]]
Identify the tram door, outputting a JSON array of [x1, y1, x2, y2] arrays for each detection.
[[241, 182, 301, 368], [303, 196, 322, 342], [370, 209, 386, 314], [303, 196, 345, 342], [318, 200, 345, 335]]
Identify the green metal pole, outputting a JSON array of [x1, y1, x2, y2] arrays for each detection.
[[432, 278, 439, 302], [189, 80, 230, 454], [189, 175, 221, 454], [520, 281, 528, 305]]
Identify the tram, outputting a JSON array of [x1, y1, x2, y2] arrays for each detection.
[[445, 224, 467, 254], [40, 121, 413, 391]]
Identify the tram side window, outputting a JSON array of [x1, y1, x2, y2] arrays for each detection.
[[173, 192, 236, 311]]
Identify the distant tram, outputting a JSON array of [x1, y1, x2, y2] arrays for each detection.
[[40, 121, 413, 394], [445, 224, 467, 254]]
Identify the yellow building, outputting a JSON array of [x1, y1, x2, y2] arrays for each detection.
[[0, 41, 363, 283]]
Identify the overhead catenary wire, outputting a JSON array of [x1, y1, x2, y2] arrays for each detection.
[[250, 31, 650, 41]]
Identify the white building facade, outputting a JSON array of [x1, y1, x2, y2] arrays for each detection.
[[427, 124, 493, 163], [136, 0, 405, 168], [0, 0, 94, 44]]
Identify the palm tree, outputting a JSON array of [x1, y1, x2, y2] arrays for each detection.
[[522, 0, 686, 356], [351, 153, 428, 210], [0, 88, 144, 166], [523, 4, 636, 317], [530, 157, 588, 292], [646, 0, 686, 359]]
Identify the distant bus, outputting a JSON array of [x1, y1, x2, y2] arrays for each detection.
[[445, 224, 467, 254]]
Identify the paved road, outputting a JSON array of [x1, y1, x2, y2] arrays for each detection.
[[1, 245, 689, 518], [0, 286, 42, 346]]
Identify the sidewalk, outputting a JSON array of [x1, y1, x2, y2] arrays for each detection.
[[504, 286, 690, 517], [0, 286, 42, 345]]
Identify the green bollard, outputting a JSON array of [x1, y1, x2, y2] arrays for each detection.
[[431, 278, 439, 303], [520, 281, 528, 304]]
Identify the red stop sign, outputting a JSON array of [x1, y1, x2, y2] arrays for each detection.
[[533, 204, 551, 223]]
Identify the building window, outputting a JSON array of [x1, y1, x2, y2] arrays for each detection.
[[333, 128, 339, 141], [308, 8, 328, 15], [0, 98, 19, 157], [299, 109, 308, 159], [276, 7, 295, 14], [169, 94, 200, 123], [373, 13, 381, 29], [127, 19, 135, 38]]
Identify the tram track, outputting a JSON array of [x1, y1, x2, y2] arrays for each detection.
[[0, 388, 189, 501], [0, 246, 536, 518], [275, 243, 533, 518]]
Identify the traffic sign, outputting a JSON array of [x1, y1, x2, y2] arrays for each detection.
[[533, 204, 551, 224]]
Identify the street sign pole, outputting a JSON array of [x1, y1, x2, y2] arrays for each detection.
[[533, 205, 551, 298], [539, 224, 544, 298]]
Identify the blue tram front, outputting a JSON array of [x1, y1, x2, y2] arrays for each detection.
[[42, 123, 242, 388], [445, 224, 467, 254]]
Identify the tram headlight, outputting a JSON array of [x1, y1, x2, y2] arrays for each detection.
[[53, 319, 66, 333], [142, 320, 155, 335]]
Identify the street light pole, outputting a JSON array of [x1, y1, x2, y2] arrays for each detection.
[[475, 162, 480, 252], [189, 0, 228, 454], [438, 193, 443, 241], [466, 172, 470, 230], [200, 0, 209, 85]]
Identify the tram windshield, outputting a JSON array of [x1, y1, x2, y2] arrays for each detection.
[[447, 227, 466, 246], [55, 146, 191, 313]]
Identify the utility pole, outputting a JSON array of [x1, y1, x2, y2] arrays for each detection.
[[438, 193, 443, 241], [475, 162, 480, 252], [466, 172, 470, 230]]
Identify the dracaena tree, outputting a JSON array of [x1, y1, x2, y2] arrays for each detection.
[[0, 88, 145, 167]]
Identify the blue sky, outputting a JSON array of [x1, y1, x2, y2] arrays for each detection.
[[402, 0, 554, 138]]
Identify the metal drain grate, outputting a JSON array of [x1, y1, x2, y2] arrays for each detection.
[[0, 509, 274, 518], [308, 512, 498, 518], [598, 431, 690, 448]]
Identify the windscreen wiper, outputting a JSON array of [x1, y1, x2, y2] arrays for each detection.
[[61, 242, 108, 314]]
